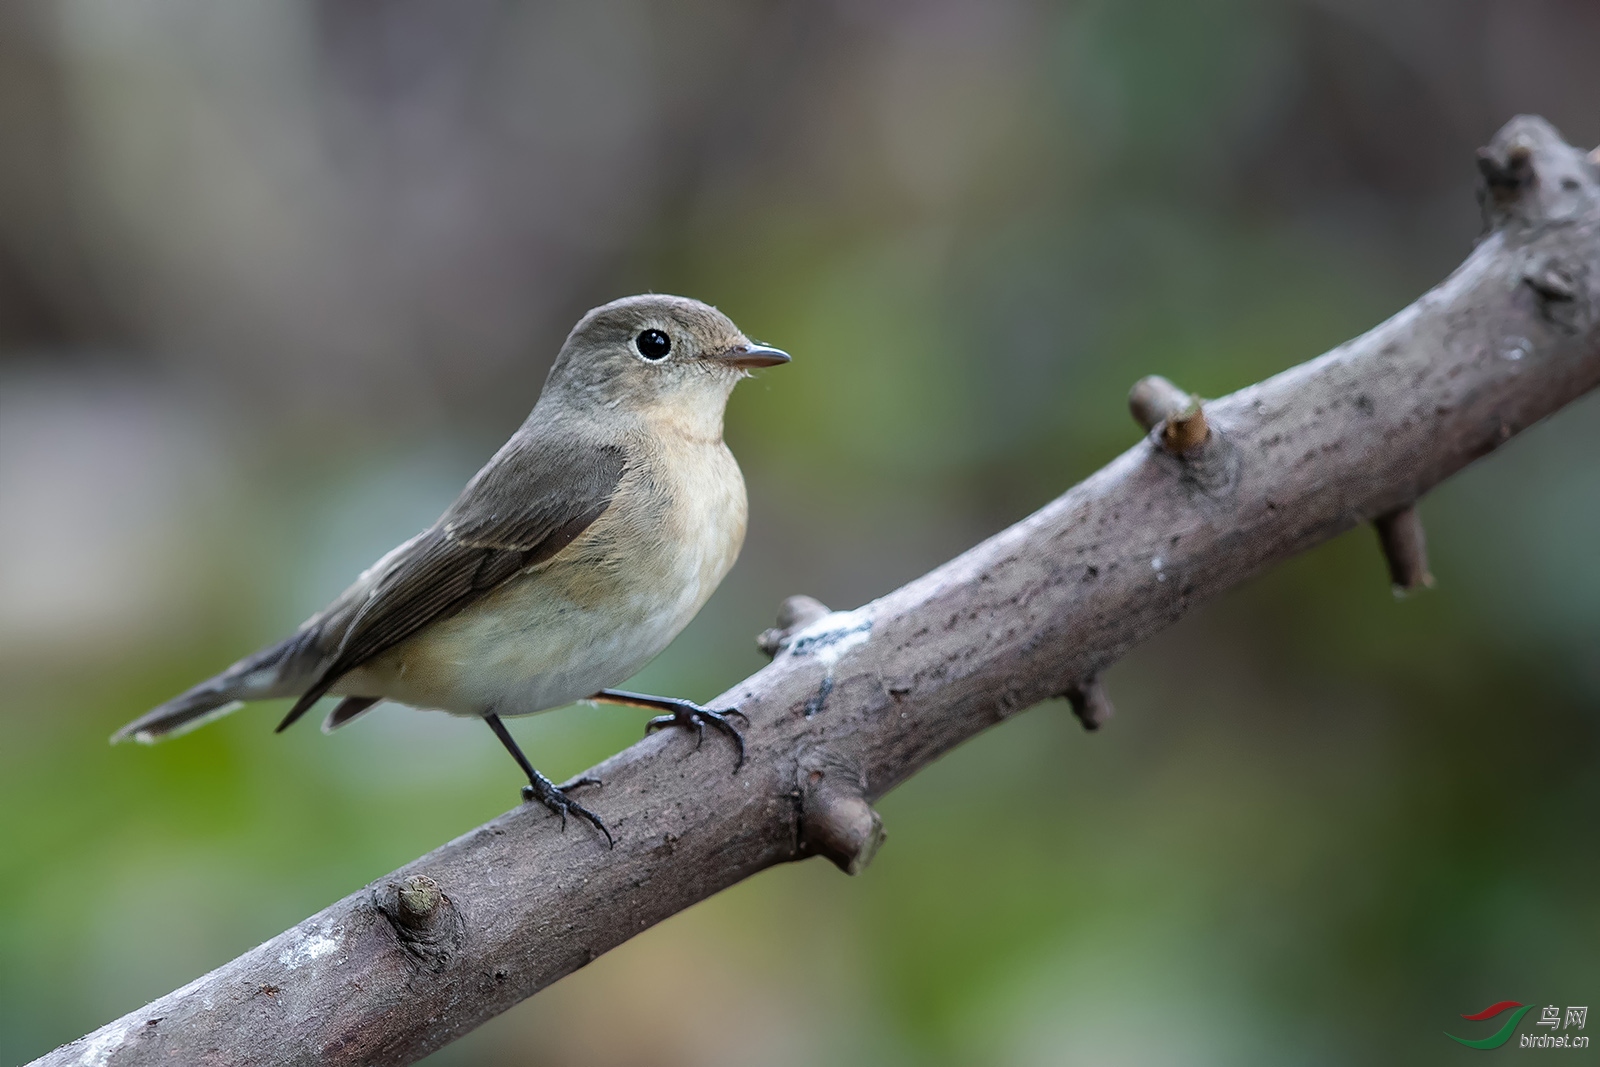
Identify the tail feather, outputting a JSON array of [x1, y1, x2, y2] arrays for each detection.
[[113, 630, 322, 744], [322, 696, 381, 734], [113, 691, 247, 744]]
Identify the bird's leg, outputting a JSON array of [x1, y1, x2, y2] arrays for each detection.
[[484, 712, 612, 848], [588, 689, 747, 771]]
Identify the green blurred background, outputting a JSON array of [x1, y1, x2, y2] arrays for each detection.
[[1, 1, 1596, 1063]]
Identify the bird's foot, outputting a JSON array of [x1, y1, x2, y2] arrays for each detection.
[[521, 771, 613, 848], [644, 700, 747, 771], [588, 689, 748, 772]]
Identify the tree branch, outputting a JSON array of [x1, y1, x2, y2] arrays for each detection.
[[35, 115, 1600, 1067]]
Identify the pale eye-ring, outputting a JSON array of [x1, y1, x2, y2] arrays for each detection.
[[635, 329, 671, 361]]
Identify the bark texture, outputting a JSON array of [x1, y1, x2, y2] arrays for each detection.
[[34, 115, 1600, 1067]]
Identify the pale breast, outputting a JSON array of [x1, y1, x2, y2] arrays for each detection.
[[342, 432, 747, 716]]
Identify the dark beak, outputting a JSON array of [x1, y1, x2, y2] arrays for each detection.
[[715, 343, 791, 369]]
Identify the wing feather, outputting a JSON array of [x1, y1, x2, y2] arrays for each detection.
[[276, 440, 626, 731]]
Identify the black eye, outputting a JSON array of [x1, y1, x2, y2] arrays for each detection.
[[635, 329, 671, 361]]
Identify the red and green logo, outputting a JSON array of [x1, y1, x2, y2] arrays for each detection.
[[1446, 1001, 1535, 1049]]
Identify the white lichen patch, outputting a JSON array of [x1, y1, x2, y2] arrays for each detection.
[[784, 609, 872, 666], [278, 919, 344, 971], [783, 609, 873, 717], [76, 1019, 137, 1067]]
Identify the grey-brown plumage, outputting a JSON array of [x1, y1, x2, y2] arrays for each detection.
[[274, 439, 627, 732], [114, 294, 789, 842]]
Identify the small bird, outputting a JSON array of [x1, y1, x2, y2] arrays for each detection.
[[114, 295, 789, 844]]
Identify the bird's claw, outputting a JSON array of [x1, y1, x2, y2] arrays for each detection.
[[521, 776, 613, 848], [645, 702, 747, 771]]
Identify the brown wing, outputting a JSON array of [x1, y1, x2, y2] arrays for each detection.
[[275, 440, 627, 731]]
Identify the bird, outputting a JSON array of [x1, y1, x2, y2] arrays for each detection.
[[113, 294, 789, 845]]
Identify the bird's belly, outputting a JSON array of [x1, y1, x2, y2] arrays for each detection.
[[340, 571, 698, 716]]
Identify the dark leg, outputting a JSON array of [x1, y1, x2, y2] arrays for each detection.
[[484, 713, 612, 848], [588, 689, 747, 771]]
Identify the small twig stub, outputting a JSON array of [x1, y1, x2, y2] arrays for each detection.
[[1373, 505, 1435, 594]]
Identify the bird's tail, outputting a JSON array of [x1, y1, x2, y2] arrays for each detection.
[[112, 631, 320, 744]]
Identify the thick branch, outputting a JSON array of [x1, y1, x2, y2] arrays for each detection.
[[35, 115, 1600, 1067]]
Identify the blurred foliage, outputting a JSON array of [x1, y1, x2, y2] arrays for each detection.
[[1, 1, 1598, 1064]]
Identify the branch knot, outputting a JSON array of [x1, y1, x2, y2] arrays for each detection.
[[374, 875, 466, 973]]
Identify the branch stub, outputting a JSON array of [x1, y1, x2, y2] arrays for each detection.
[[1477, 115, 1600, 229], [1373, 505, 1434, 595], [796, 751, 885, 875], [1065, 677, 1114, 731], [756, 595, 833, 658], [1129, 375, 1210, 454]]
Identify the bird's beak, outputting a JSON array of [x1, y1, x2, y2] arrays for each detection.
[[713, 342, 791, 369]]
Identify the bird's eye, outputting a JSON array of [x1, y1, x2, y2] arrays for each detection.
[[635, 329, 672, 361]]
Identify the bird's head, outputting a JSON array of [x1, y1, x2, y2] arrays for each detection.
[[541, 295, 788, 433]]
